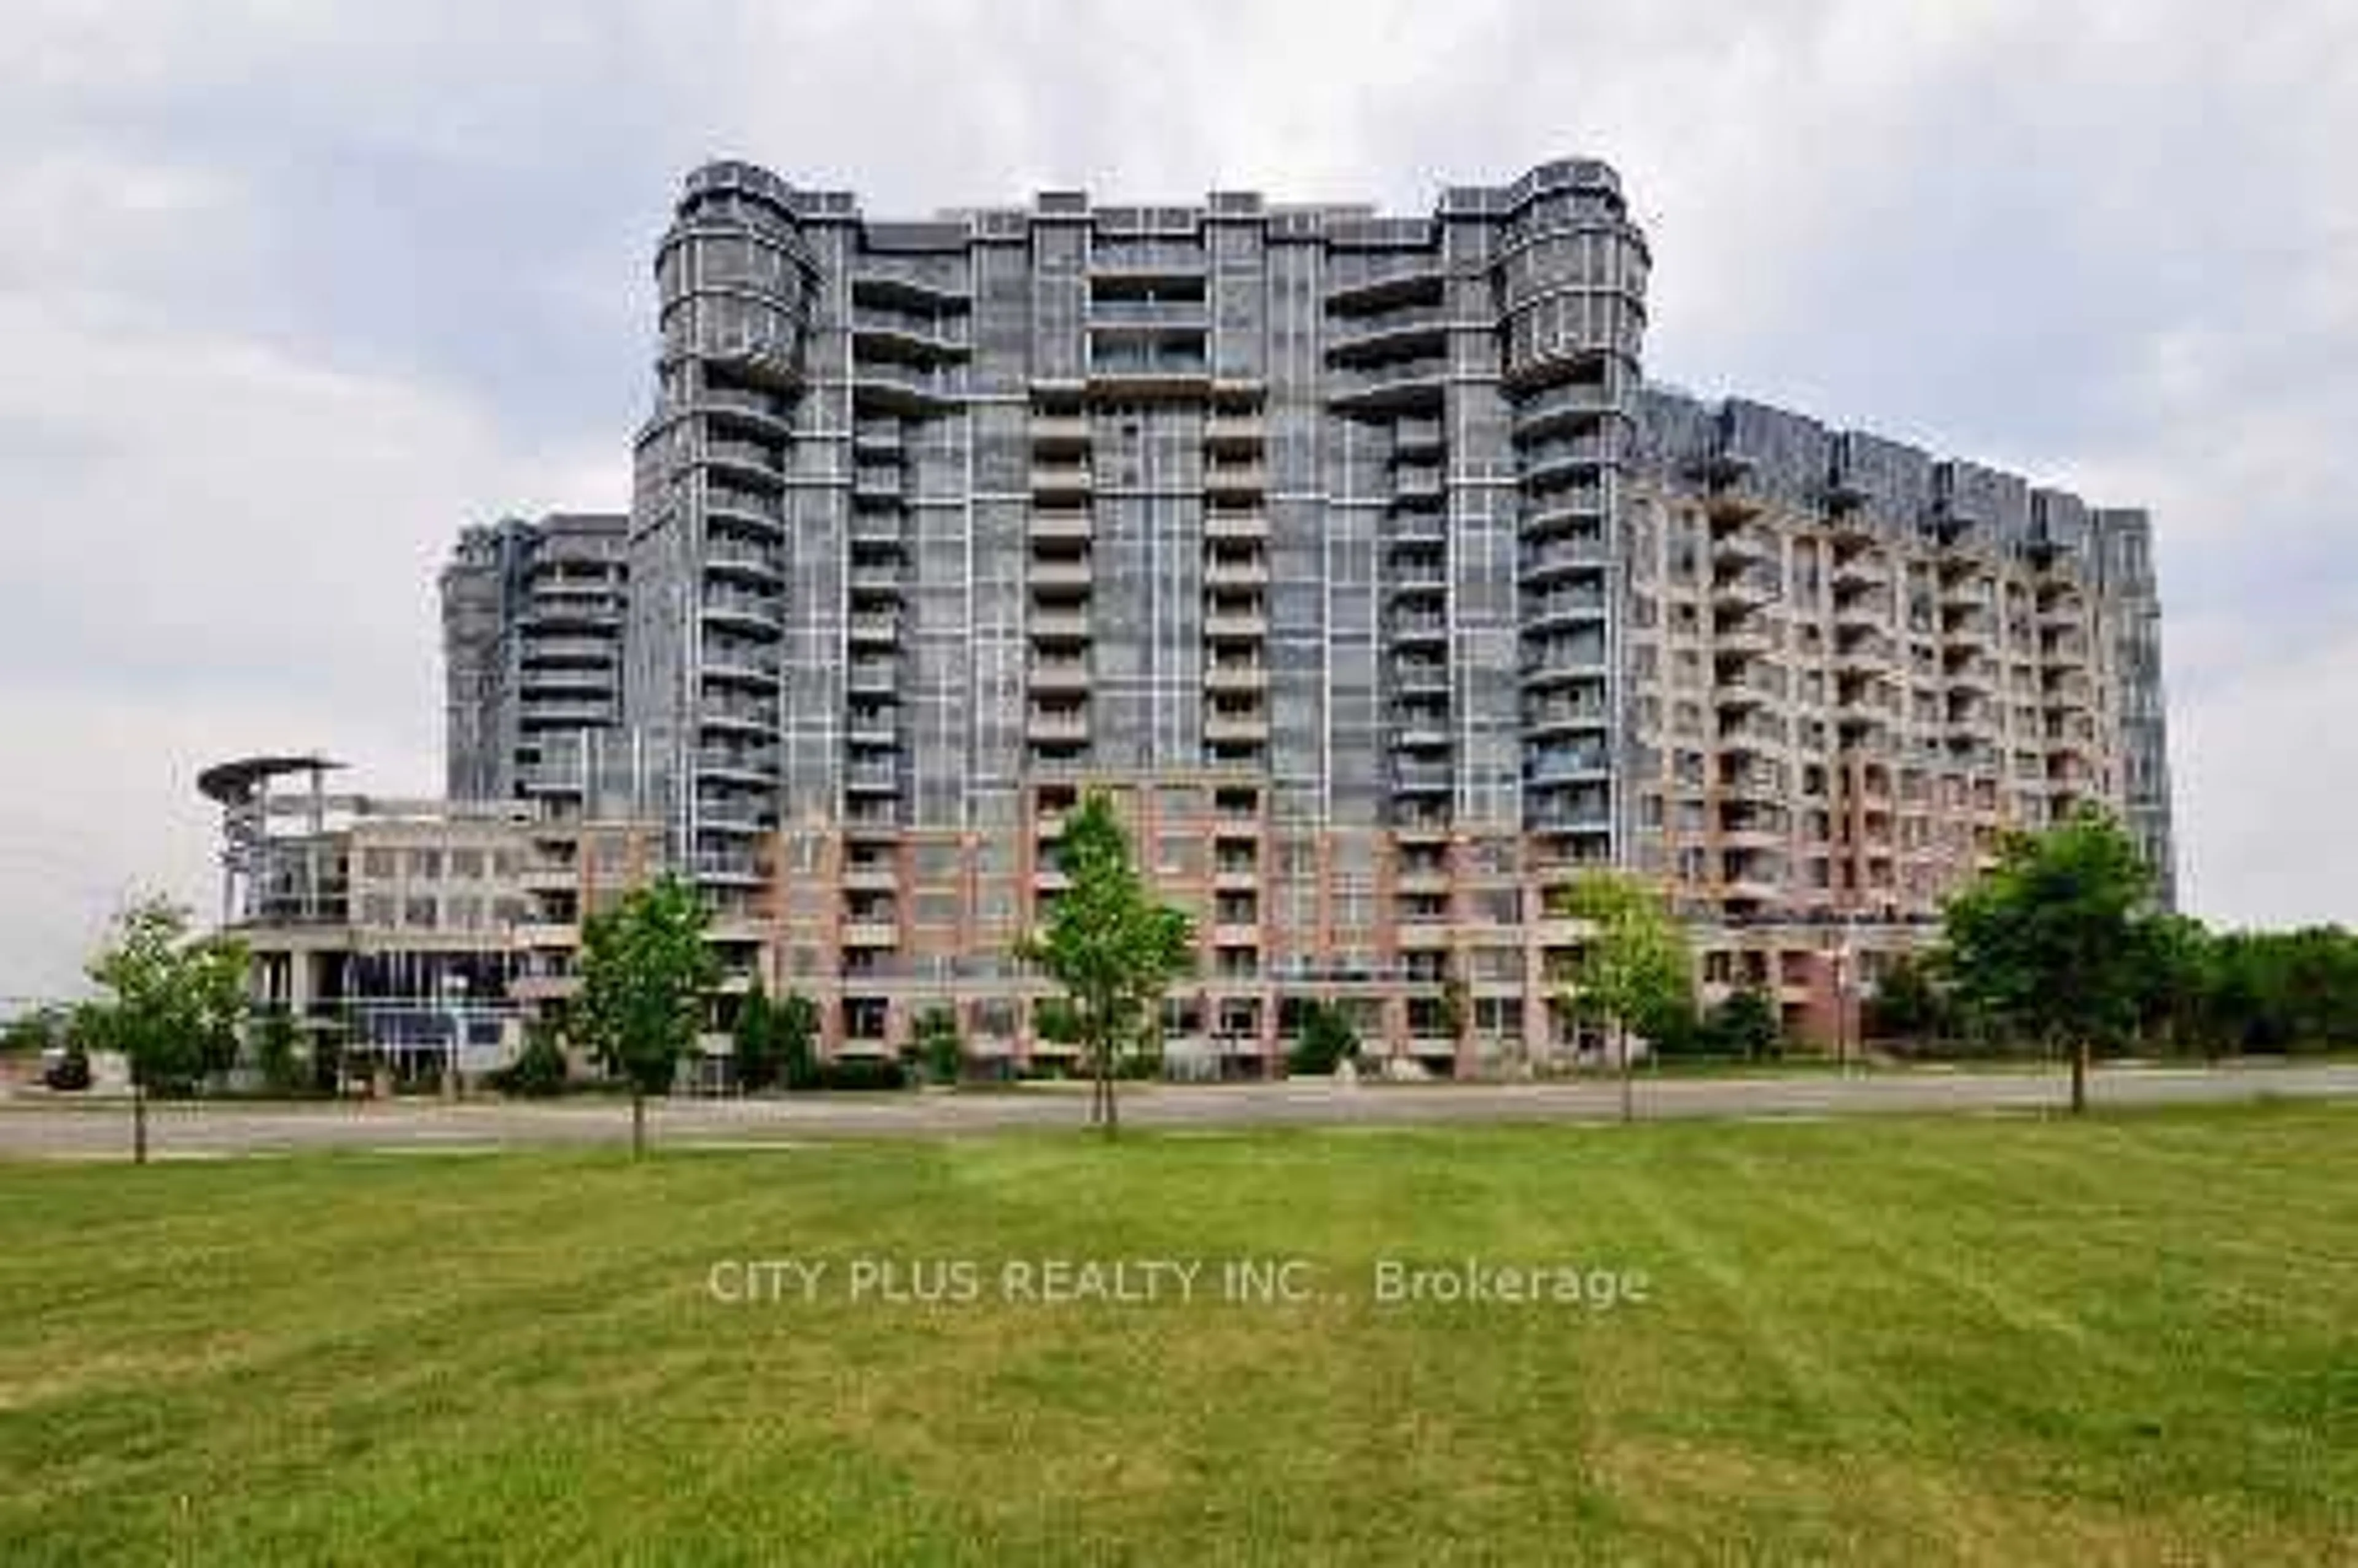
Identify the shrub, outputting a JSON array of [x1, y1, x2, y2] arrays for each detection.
[[494, 1023, 570, 1098], [1288, 1001, 1360, 1076], [914, 1006, 963, 1086], [811, 1058, 908, 1092]]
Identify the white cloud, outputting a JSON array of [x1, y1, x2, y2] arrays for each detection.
[[1, 0, 2352, 995]]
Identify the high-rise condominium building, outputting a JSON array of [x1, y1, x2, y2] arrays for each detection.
[[455, 156, 2173, 1070], [442, 512, 632, 810]]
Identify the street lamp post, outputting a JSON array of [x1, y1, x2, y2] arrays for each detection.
[[1831, 924, 1856, 1078], [443, 971, 469, 1102]]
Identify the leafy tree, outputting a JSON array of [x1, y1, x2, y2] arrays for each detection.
[[1018, 791, 1196, 1136], [77, 896, 251, 1163], [733, 982, 784, 1093], [778, 991, 821, 1090], [915, 1006, 963, 1086], [1288, 999, 1360, 1076], [575, 875, 717, 1157], [1706, 985, 1783, 1062], [252, 1006, 306, 1095], [2135, 914, 2215, 1058], [1554, 871, 1694, 1122], [1940, 807, 2156, 1114]]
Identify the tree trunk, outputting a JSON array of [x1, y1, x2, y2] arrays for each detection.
[[2069, 1038, 2089, 1116], [1100, 1053, 1119, 1139], [1618, 1023, 1635, 1124], [133, 1079, 149, 1166], [631, 1087, 647, 1159]]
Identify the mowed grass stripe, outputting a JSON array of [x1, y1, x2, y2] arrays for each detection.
[[0, 1106, 2352, 1564]]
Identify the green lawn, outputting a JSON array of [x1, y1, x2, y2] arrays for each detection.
[[2, 1106, 2353, 1564]]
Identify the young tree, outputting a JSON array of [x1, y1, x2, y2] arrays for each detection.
[[733, 982, 784, 1093], [575, 875, 717, 1157], [1288, 999, 1360, 1076], [77, 896, 251, 1163], [1706, 985, 1783, 1062], [914, 1006, 963, 1087], [1554, 871, 1694, 1122], [495, 1019, 571, 1098], [777, 991, 821, 1090], [1864, 950, 1951, 1048], [252, 1006, 306, 1095], [1940, 807, 2157, 1114], [1018, 791, 1195, 1136]]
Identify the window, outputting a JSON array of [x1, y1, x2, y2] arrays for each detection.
[[408, 849, 443, 881], [448, 849, 484, 880], [361, 848, 396, 880], [403, 896, 437, 929]]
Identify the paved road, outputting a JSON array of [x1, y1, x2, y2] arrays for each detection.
[[4, 1063, 2354, 1160]]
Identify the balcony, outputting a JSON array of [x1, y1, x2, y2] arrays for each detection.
[[2042, 632, 2091, 667], [1387, 611, 1447, 648], [1029, 657, 1091, 693], [1393, 662, 1451, 696], [1030, 607, 1093, 642], [1527, 748, 1609, 786], [1324, 305, 1450, 365], [1328, 355, 1447, 413], [704, 488, 782, 530], [1087, 352, 1213, 395], [1205, 662, 1268, 694], [852, 422, 901, 459], [846, 660, 898, 697], [696, 386, 793, 438], [1521, 537, 1613, 580], [848, 611, 900, 646], [1030, 414, 1091, 452], [1395, 468, 1446, 506], [1032, 510, 1092, 543], [1523, 589, 1606, 633], [1205, 556, 1269, 589], [1392, 761, 1454, 795], [1830, 553, 1886, 592], [1710, 526, 1773, 570], [1028, 709, 1091, 744], [1031, 463, 1095, 501], [1204, 609, 1268, 642], [852, 467, 906, 507], [841, 919, 902, 949], [1204, 711, 1270, 744], [1204, 511, 1268, 544], [1834, 591, 1896, 631], [1204, 463, 1266, 498], [845, 761, 900, 796], [850, 308, 971, 362], [706, 539, 785, 583], [702, 647, 780, 687], [1526, 696, 1608, 737], [701, 588, 779, 635], [1204, 416, 1263, 453], [1512, 379, 1619, 440], [701, 695, 776, 735], [851, 362, 964, 413], [1030, 556, 1094, 591], [701, 439, 784, 489], [1711, 565, 1780, 613], [695, 745, 778, 784]]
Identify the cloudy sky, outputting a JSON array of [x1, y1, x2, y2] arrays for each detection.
[[3, 0, 2353, 996]]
